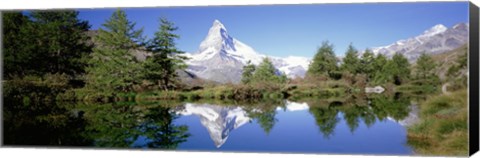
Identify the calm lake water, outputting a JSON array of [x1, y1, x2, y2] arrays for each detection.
[[3, 94, 419, 155]]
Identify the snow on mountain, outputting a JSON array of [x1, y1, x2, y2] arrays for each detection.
[[176, 101, 309, 148], [177, 103, 250, 148], [185, 20, 310, 83], [276, 100, 310, 111], [371, 23, 468, 61]]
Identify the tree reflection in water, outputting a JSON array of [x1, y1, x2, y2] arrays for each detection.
[[4, 93, 413, 148]]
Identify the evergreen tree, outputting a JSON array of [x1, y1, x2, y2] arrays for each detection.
[[29, 11, 92, 78], [414, 53, 437, 80], [359, 49, 375, 80], [241, 60, 256, 84], [3, 11, 91, 79], [372, 54, 389, 84], [384, 53, 410, 85], [252, 58, 286, 84], [307, 41, 338, 77], [340, 43, 360, 74], [86, 9, 144, 92], [142, 17, 188, 90], [3, 12, 35, 78]]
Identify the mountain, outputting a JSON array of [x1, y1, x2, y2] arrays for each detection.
[[371, 23, 468, 61], [177, 103, 251, 148], [185, 20, 310, 84], [176, 101, 310, 148]]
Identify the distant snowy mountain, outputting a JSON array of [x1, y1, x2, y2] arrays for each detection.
[[185, 20, 310, 84], [371, 23, 468, 61]]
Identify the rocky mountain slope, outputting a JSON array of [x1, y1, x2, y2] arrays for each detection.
[[371, 23, 468, 61]]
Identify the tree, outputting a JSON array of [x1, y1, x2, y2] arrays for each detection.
[[85, 9, 144, 92], [241, 60, 256, 84], [252, 58, 286, 84], [359, 49, 375, 80], [3, 11, 91, 79], [3, 12, 35, 78], [142, 17, 188, 90], [384, 53, 410, 85], [307, 41, 338, 77], [372, 54, 389, 84], [29, 11, 92, 78], [340, 43, 360, 74], [136, 106, 190, 149], [414, 53, 437, 80]]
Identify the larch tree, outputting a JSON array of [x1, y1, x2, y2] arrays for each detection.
[[241, 60, 256, 84], [86, 9, 144, 92], [142, 17, 188, 91], [384, 53, 411, 85], [359, 49, 375, 80], [252, 58, 286, 84], [414, 53, 437, 80], [307, 41, 338, 77], [340, 43, 360, 74]]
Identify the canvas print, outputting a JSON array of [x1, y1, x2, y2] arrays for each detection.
[[1, 2, 472, 156]]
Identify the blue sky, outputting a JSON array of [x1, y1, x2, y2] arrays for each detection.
[[78, 2, 468, 58]]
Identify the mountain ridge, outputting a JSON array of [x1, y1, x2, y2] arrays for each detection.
[[371, 22, 468, 61]]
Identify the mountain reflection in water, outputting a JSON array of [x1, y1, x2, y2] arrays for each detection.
[[4, 93, 419, 155]]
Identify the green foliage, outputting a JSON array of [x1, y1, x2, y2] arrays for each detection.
[[307, 41, 338, 78], [384, 53, 411, 85], [142, 17, 188, 91], [251, 58, 287, 84], [85, 9, 144, 92], [241, 60, 256, 84], [446, 50, 467, 87], [414, 53, 437, 80], [358, 49, 375, 79], [340, 44, 360, 74], [3, 11, 91, 79], [407, 89, 468, 156], [371, 54, 389, 84]]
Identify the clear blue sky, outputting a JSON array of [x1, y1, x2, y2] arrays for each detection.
[[78, 2, 468, 58]]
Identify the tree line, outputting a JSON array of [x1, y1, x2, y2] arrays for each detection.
[[3, 9, 188, 94]]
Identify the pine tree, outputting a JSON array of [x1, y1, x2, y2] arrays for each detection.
[[241, 60, 256, 84], [384, 53, 410, 85], [3, 11, 91, 79], [142, 17, 188, 90], [359, 49, 375, 80], [414, 53, 437, 80], [3, 12, 35, 78], [372, 53, 388, 84], [340, 43, 360, 74], [252, 58, 286, 84], [307, 41, 338, 77], [86, 9, 144, 92], [29, 11, 92, 78]]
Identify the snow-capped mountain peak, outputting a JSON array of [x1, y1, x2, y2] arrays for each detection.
[[185, 20, 310, 83], [198, 19, 236, 54], [371, 22, 468, 62], [420, 24, 447, 37]]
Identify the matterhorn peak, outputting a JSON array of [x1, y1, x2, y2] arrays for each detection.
[[212, 19, 226, 30], [198, 19, 235, 53]]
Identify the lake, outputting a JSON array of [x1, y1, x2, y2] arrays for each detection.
[[3, 94, 419, 155]]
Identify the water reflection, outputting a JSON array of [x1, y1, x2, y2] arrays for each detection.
[[177, 103, 250, 147], [4, 93, 417, 154]]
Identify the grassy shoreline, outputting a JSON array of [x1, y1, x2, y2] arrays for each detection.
[[56, 83, 350, 102], [406, 89, 468, 156]]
